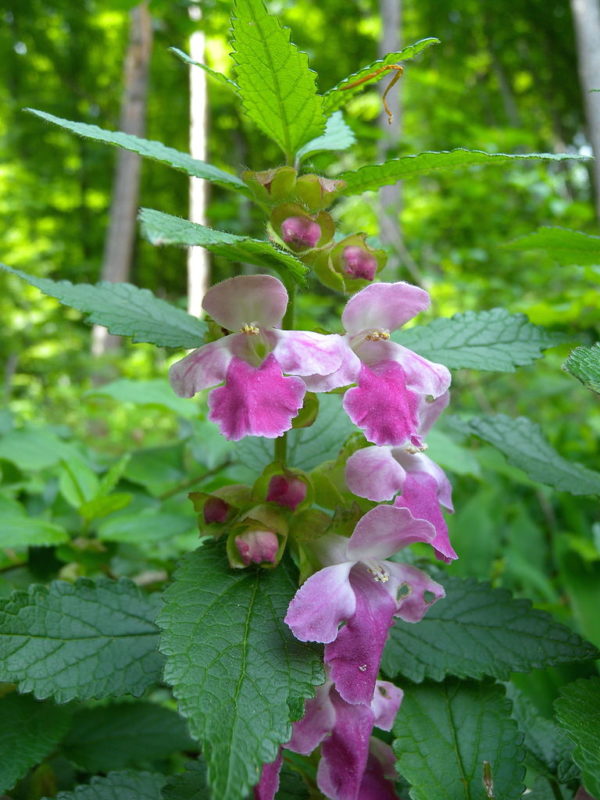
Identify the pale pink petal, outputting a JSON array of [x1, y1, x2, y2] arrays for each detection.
[[386, 562, 445, 622], [169, 337, 233, 397], [342, 282, 430, 336], [208, 354, 305, 440], [359, 740, 399, 800], [203, 274, 288, 331], [346, 505, 435, 562], [370, 681, 403, 732], [418, 390, 450, 436], [281, 216, 321, 249], [345, 446, 407, 502], [302, 344, 362, 392], [357, 340, 451, 399], [394, 473, 457, 562], [285, 562, 355, 643], [235, 530, 279, 566], [318, 686, 374, 800], [254, 752, 283, 800], [287, 682, 336, 755], [342, 246, 377, 281], [343, 361, 423, 448], [272, 331, 347, 377], [325, 567, 397, 706], [395, 450, 454, 511]]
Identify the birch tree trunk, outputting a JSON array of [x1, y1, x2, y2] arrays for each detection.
[[92, 1, 153, 355], [570, 0, 600, 220], [187, 4, 209, 317]]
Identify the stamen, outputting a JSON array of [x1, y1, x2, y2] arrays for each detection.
[[365, 329, 390, 342], [404, 443, 428, 454], [365, 560, 389, 583], [240, 323, 260, 335]]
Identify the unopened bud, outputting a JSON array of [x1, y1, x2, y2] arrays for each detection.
[[267, 474, 308, 511], [342, 246, 377, 281], [203, 497, 230, 524], [281, 216, 322, 250], [234, 530, 279, 566]]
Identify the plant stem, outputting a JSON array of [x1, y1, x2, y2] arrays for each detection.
[[158, 460, 231, 500], [274, 434, 287, 464], [273, 280, 297, 466]]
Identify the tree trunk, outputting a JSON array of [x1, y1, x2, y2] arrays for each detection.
[[570, 0, 600, 221], [92, 1, 153, 355], [187, 4, 210, 318]]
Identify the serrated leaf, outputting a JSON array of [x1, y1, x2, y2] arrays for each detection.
[[394, 309, 567, 371], [231, 0, 325, 158], [157, 543, 324, 800], [0, 509, 68, 548], [169, 47, 239, 92], [1, 264, 206, 348], [87, 379, 195, 417], [462, 415, 600, 496], [393, 680, 525, 800], [322, 37, 440, 113], [161, 761, 208, 800], [63, 702, 195, 772], [505, 226, 600, 265], [27, 109, 245, 191], [564, 344, 600, 393], [296, 112, 356, 162], [381, 577, 599, 683], [0, 578, 164, 702], [337, 150, 590, 195], [139, 209, 308, 284], [47, 771, 167, 800], [555, 678, 600, 797], [0, 693, 71, 794]]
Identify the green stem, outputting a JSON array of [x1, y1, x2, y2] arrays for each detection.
[[274, 434, 287, 464], [158, 460, 231, 500], [273, 281, 297, 466]]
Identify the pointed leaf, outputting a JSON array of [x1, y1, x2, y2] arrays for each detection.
[[381, 577, 599, 683], [393, 680, 525, 800], [0, 510, 68, 548], [27, 109, 245, 191], [1, 264, 206, 348], [555, 678, 600, 798], [323, 37, 440, 113], [157, 543, 324, 800], [394, 308, 567, 371], [46, 771, 167, 800], [169, 47, 239, 93], [161, 761, 208, 800], [296, 112, 356, 162], [505, 227, 600, 265], [337, 150, 590, 195], [564, 344, 600, 394], [139, 209, 308, 284], [462, 415, 600, 496], [0, 578, 164, 702], [231, 0, 325, 158]]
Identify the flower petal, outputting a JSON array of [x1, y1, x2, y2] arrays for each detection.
[[302, 344, 362, 392], [342, 282, 430, 336], [324, 566, 397, 706], [169, 337, 233, 397], [272, 331, 348, 377], [370, 681, 403, 732], [418, 390, 450, 436], [208, 354, 305, 440], [347, 505, 435, 562], [386, 562, 445, 622], [285, 562, 356, 643], [287, 682, 336, 755], [359, 739, 399, 800], [357, 339, 451, 399], [345, 446, 407, 502], [394, 450, 454, 511], [254, 752, 283, 800], [203, 274, 288, 331], [394, 473, 457, 562]]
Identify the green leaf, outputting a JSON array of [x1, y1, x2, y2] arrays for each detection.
[[381, 577, 599, 683], [394, 309, 567, 371], [555, 677, 600, 797], [86, 379, 195, 417], [0, 693, 71, 794], [296, 112, 356, 162], [27, 109, 245, 191], [462, 415, 600, 496], [424, 428, 481, 478], [0, 507, 68, 548], [79, 493, 133, 523], [62, 701, 195, 772], [393, 680, 525, 800], [0, 264, 206, 349], [0, 427, 75, 471], [505, 226, 600, 265], [337, 150, 589, 195], [139, 209, 308, 285], [97, 509, 194, 543], [123, 443, 187, 496], [169, 47, 239, 93], [0, 578, 164, 702], [161, 761, 208, 800], [47, 771, 167, 800], [231, 0, 325, 159], [323, 37, 440, 113], [157, 543, 324, 800], [59, 458, 100, 508], [563, 344, 600, 393]]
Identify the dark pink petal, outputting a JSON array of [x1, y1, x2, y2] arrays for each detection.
[[342, 282, 430, 336], [394, 473, 457, 562], [169, 337, 233, 397], [208, 354, 305, 440], [203, 274, 288, 331], [281, 216, 322, 249], [325, 567, 397, 706], [370, 681, 403, 731], [204, 497, 230, 524], [343, 361, 422, 447], [285, 562, 356, 643], [347, 505, 435, 563], [395, 450, 454, 511], [272, 331, 348, 377], [386, 562, 445, 622], [267, 474, 307, 510], [358, 740, 399, 800], [287, 682, 336, 755], [357, 340, 451, 400], [345, 446, 406, 502], [254, 751, 283, 800], [342, 246, 378, 281], [235, 530, 279, 566], [318, 686, 374, 800]]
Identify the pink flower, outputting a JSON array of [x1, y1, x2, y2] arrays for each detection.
[[169, 275, 348, 440], [345, 446, 456, 562], [281, 216, 322, 249], [234, 530, 279, 566], [285, 505, 444, 705], [341, 245, 378, 281], [255, 678, 402, 800], [304, 282, 451, 448]]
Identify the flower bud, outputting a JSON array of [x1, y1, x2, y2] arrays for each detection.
[[234, 530, 280, 566], [203, 496, 230, 524], [341, 245, 378, 281], [281, 216, 322, 250], [267, 474, 308, 511]]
